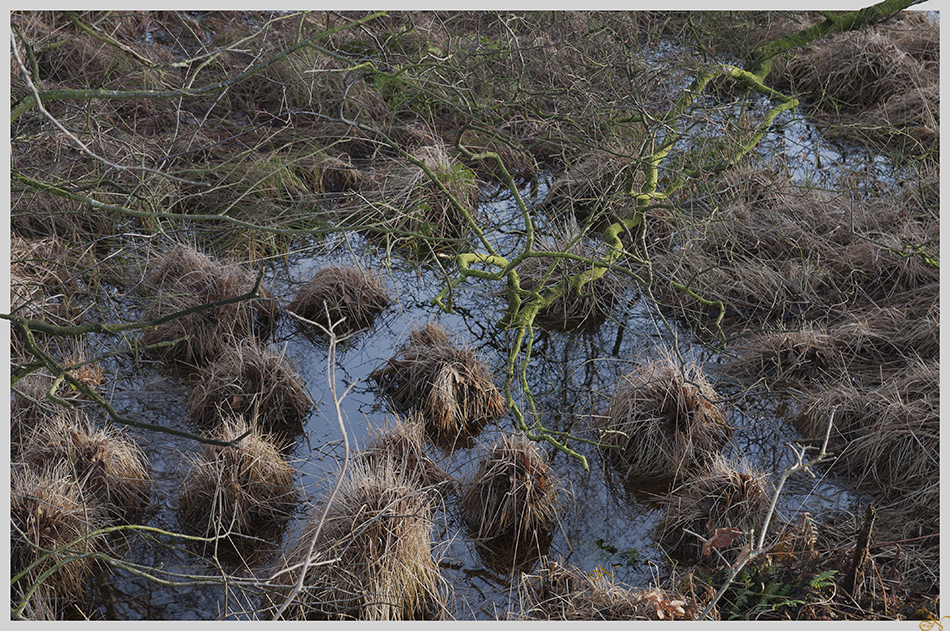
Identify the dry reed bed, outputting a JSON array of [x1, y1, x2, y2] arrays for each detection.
[[178, 414, 299, 545], [655, 454, 772, 564], [187, 338, 313, 436], [138, 245, 277, 366], [370, 323, 507, 446], [458, 433, 564, 544], [538, 150, 639, 222], [288, 265, 391, 335], [19, 408, 151, 518], [272, 460, 443, 620], [596, 353, 729, 482], [11, 462, 108, 616]]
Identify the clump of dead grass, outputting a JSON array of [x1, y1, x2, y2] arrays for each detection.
[[358, 414, 452, 495], [369, 323, 507, 447], [187, 338, 313, 436], [138, 245, 277, 366], [20, 408, 151, 518], [11, 462, 108, 616], [596, 353, 729, 481], [272, 459, 443, 620], [177, 414, 298, 545], [656, 454, 772, 564], [514, 557, 694, 620], [538, 150, 639, 222], [357, 143, 480, 246], [798, 360, 938, 509], [730, 325, 838, 384], [459, 433, 564, 543], [288, 265, 391, 335]]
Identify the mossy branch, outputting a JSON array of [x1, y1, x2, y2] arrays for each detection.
[[747, 0, 926, 77]]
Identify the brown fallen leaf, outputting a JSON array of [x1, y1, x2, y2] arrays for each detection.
[[702, 526, 744, 556]]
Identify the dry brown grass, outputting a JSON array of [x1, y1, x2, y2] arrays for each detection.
[[783, 17, 938, 154], [655, 454, 772, 564], [20, 408, 151, 518], [514, 557, 694, 620], [358, 414, 452, 495], [597, 352, 729, 481], [369, 323, 507, 446], [811, 360, 938, 509], [458, 433, 564, 543], [138, 245, 277, 366], [730, 325, 838, 384], [177, 414, 299, 544], [273, 459, 443, 620], [288, 265, 391, 335], [187, 338, 313, 436], [538, 150, 639, 222], [11, 462, 108, 614], [355, 143, 480, 244]]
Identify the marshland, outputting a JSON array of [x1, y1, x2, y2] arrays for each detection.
[[8, 7, 939, 621]]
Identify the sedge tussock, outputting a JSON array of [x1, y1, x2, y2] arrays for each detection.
[[178, 414, 298, 544], [358, 413, 452, 494], [655, 454, 772, 564], [288, 265, 391, 335], [11, 462, 108, 608], [20, 408, 151, 518], [187, 338, 313, 435], [597, 353, 729, 481], [139, 244, 277, 366], [459, 433, 564, 542], [272, 459, 443, 620], [370, 323, 506, 446]]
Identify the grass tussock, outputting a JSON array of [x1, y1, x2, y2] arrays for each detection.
[[20, 408, 151, 518], [730, 325, 837, 384], [358, 414, 452, 494], [796, 360, 938, 508], [369, 323, 507, 446], [656, 454, 772, 564], [356, 143, 480, 246], [288, 265, 391, 335], [514, 557, 694, 620], [538, 150, 640, 222], [11, 462, 108, 611], [138, 245, 277, 366], [459, 433, 564, 543], [784, 15, 938, 154], [597, 353, 729, 481], [178, 414, 298, 543], [187, 338, 313, 435], [273, 459, 443, 620]]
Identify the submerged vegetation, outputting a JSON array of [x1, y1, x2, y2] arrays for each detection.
[[8, 3, 938, 622]]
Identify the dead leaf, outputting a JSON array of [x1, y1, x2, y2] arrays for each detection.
[[702, 526, 744, 556]]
